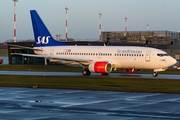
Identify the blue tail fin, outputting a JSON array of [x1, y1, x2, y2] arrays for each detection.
[[30, 10, 67, 47]]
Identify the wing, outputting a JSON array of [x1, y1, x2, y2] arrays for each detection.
[[11, 53, 92, 65]]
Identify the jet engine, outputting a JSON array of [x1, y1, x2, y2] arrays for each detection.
[[88, 61, 112, 73]]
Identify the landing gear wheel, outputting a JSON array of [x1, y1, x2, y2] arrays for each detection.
[[82, 69, 91, 76], [153, 72, 158, 77], [101, 73, 109, 76]]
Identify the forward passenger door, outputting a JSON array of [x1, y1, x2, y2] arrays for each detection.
[[145, 51, 151, 62]]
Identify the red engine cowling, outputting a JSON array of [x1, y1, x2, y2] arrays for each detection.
[[88, 61, 112, 73], [126, 69, 139, 73]]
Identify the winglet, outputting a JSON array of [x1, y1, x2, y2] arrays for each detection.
[[30, 10, 67, 47]]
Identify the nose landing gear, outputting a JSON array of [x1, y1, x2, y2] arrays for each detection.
[[153, 72, 158, 77]]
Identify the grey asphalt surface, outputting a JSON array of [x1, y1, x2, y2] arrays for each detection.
[[0, 70, 179, 80], [0, 56, 8, 65], [0, 87, 180, 120]]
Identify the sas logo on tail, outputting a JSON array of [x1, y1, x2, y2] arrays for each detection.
[[36, 36, 50, 44]]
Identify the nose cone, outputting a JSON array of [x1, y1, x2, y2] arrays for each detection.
[[169, 57, 177, 66]]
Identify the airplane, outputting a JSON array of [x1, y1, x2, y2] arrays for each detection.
[[10, 10, 177, 77]]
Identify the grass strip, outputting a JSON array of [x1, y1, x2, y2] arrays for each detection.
[[0, 65, 82, 72], [0, 75, 180, 94], [0, 49, 8, 56]]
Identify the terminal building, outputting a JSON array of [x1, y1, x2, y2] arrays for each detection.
[[8, 30, 180, 65]]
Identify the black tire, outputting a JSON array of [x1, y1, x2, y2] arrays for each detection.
[[82, 69, 91, 76], [153, 72, 158, 77], [101, 73, 109, 76]]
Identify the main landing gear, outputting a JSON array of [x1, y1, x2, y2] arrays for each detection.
[[82, 69, 91, 75], [101, 73, 109, 76], [153, 72, 158, 77], [82, 69, 109, 76]]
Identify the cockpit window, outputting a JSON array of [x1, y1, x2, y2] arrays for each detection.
[[157, 53, 169, 57]]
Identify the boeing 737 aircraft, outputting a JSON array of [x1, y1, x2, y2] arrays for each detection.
[[11, 10, 177, 77]]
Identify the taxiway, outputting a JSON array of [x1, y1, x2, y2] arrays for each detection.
[[0, 70, 179, 80]]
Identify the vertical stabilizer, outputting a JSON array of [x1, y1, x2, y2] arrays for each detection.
[[30, 10, 67, 47]]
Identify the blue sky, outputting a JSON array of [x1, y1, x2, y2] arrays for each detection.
[[0, 0, 180, 42]]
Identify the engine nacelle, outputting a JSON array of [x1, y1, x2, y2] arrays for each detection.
[[88, 61, 112, 73], [126, 69, 140, 73]]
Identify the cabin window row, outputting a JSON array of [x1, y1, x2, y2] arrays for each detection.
[[114, 54, 144, 57], [56, 52, 112, 56]]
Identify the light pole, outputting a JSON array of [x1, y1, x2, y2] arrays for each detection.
[[146, 23, 149, 31], [99, 13, 102, 41], [65, 7, 69, 41], [125, 17, 127, 32], [13, 0, 18, 42]]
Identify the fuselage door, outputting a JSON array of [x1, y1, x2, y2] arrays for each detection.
[[145, 51, 151, 62], [97, 52, 101, 59], [50, 49, 54, 56]]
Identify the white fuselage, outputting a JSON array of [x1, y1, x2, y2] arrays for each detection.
[[34, 46, 176, 71]]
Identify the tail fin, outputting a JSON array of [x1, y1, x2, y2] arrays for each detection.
[[30, 10, 67, 47]]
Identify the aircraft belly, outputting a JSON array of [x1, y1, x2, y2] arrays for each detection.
[[142, 60, 164, 69], [119, 62, 141, 69], [120, 57, 144, 69]]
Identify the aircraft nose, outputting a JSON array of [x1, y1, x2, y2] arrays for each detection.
[[170, 57, 177, 66]]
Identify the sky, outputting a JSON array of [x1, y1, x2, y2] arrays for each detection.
[[0, 0, 180, 42]]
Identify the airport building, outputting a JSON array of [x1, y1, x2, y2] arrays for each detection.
[[8, 30, 180, 65], [101, 30, 180, 58]]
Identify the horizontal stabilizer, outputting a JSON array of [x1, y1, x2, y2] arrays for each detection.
[[7, 44, 43, 51]]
